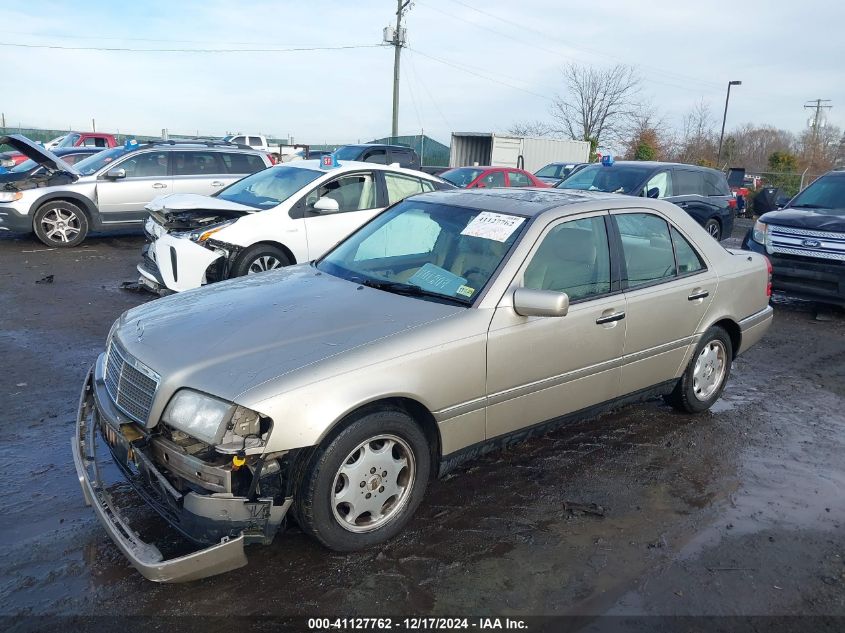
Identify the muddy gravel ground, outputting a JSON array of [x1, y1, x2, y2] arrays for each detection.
[[0, 220, 843, 628]]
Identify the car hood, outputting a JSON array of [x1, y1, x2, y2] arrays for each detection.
[[760, 208, 845, 233], [146, 193, 258, 215], [0, 134, 78, 175], [115, 265, 463, 414]]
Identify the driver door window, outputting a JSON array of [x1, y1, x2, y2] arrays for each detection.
[[477, 171, 505, 188], [306, 172, 377, 213], [644, 171, 673, 199], [523, 216, 611, 301], [116, 151, 169, 178]]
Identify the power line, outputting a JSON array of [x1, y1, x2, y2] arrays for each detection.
[[406, 49, 452, 130], [0, 41, 383, 54]]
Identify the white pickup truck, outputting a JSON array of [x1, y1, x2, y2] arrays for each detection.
[[223, 134, 305, 163]]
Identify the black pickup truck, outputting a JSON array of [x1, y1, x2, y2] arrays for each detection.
[[742, 170, 845, 306]]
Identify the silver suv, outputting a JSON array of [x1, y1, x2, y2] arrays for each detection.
[[0, 136, 271, 247]]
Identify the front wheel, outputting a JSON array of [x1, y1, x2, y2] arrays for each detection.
[[666, 326, 733, 413], [230, 243, 291, 277], [294, 408, 431, 551], [33, 201, 89, 247], [703, 218, 722, 241]]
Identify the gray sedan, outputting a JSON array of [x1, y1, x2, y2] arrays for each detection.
[[73, 188, 773, 581]]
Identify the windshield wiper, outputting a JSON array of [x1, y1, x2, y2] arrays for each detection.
[[360, 278, 468, 305]]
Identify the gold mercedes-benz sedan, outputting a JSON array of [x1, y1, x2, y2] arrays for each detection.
[[73, 188, 773, 581]]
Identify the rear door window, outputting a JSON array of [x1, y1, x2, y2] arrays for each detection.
[[508, 171, 532, 187], [674, 170, 705, 196], [384, 172, 426, 205], [172, 151, 225, 176], [221, 153, 267, 174], [615, 213, 677, 287]]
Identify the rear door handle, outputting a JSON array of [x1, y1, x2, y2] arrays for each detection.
[[688, 290, 709, 301], [596, 311, 626, 325], [152, 183, 167, 189]]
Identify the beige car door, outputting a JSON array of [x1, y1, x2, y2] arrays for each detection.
[[485, 213, 627, 439], [611, 211, 717, 395]]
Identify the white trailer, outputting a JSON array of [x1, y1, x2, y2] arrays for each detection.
[[449, 133, 590, 173]]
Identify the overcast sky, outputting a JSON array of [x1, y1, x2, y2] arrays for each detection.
[[2, 0, 843, 146]]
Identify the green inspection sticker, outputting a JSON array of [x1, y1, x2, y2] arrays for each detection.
[[456, 285, 475, 298]]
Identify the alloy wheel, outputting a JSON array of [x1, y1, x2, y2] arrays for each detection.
[[692, 340, 727, 401], [40, 208, 81, 244], [247, 255, 283, 274], [331, 434, 416, 533]]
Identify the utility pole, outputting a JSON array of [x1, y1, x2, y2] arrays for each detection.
[[387, 0, 409, 141], [804, 99, 832, 169]]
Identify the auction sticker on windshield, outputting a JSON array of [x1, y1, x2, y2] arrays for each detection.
[[461, 212, 525, 242]]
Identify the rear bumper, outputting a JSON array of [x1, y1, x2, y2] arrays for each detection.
[[744, 236, 845, 306], [737, 305, 774, 356], [72, 363, 290, 582]]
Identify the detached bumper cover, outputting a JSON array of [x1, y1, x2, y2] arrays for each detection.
[[72, 368, 266, 583]]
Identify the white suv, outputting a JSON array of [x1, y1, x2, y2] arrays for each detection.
[[138, 159, 452, 293], [0, 135, 271, 247]]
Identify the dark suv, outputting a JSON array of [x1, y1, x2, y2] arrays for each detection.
[[557, 161, 735, 240], [332, 144, 421, 170], [742, 170, 845, 306]]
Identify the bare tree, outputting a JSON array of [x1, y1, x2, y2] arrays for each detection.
[[508, 120, 557, 138], [670, 100, 718, 165], [549, 63, 641, 147]]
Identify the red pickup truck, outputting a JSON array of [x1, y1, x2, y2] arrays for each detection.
[[1, 132, 118, 167]]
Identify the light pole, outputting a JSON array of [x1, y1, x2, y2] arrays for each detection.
[[717, 80, 742, 165]]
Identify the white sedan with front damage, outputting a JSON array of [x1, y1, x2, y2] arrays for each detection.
[[138, 159, 451, 293]]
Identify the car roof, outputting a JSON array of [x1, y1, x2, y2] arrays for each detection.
[[410, 187, 626, 217], [587, 160, 723, 174], [276, 159, 440, 179], [339, 143, 414, 150]]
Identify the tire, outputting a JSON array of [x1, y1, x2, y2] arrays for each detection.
[[230, 243, 291, 277], [33, 200, 89, 247], [703, 218, 722, 241], [665, 326, 733, 413], [294, 407, 431, 551]]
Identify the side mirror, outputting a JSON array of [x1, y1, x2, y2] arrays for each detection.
[[513, 288, 569, 318], [106, 167, 126, 179], [475, 181, 486, 188], [312, 196, 340, 213], [647, 187, 660, 199]]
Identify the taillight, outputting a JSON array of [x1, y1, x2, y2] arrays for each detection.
[[267, 153, 278, 165], [728, 197, 737, 209], [764, 255, 772, 297]]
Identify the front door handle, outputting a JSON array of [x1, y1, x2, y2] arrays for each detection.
[[211, 181, 225, 187], [596, 311, 626, 325], [152, 183, 167, 189], [688, 290, 709, 301]]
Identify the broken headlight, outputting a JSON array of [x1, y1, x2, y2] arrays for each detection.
[[162, 388, 267, 452], [188, 220, 237, 244]]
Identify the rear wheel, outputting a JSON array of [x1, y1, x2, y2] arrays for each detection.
[[703, 218, 722, 241], [666, 326, 733, 413], [294, 408, 430, 551], [33, 201, 88, 247], [230, 244, 291, 277]]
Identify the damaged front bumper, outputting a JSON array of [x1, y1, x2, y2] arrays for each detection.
[[72, 365, 291, 582], [137, 228, 223, 294]]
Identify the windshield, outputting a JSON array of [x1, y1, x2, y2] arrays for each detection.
[[789, 174, 845, 214], [216, 165, 322, 209], [333, 146, 363, 161], [73, 147, 129, 176], [440, 168, 484, 188], [557, 163, 652, 194], [317, 200, 527, 305], [535, 164, 561, 178]]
